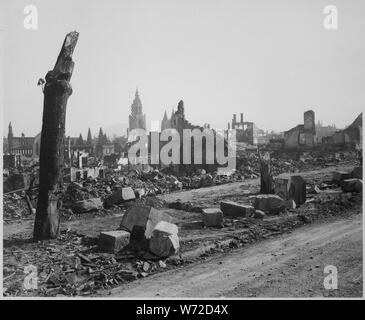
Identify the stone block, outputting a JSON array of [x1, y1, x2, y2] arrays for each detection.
[[275, 174, 306, 205], [98, 230, 130, 253], [288, 175, 306, 205], [351, 167, 362, 179], [104, 187, 136, 207], [202, 208, 223, 227], [149, 221, 179, 258], [341, 179, 362, 193], [120, 205, 174, 239], [333, 171, 352, 183], [274, 176, 290, 200], [251, 194, 286, 215], [220, 201, 255, 218]]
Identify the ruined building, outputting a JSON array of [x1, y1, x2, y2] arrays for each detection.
[[161, 100, 196, 135], [323, 113, 362, 147], [161, 110, 171, 131], [314, 121, 337, 144], [128, 89, 146, 133], [284, 110, 316, 149], [95, 127, 114, 159], [4, 122, 40, 158], [229, 113, 258, 145]]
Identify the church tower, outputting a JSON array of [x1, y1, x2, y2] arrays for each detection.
[[161, 110, 170, 130], [8, 122, 13, 153], [128, 88, 146, 132]]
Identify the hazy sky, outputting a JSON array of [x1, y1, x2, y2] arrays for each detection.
[[1, 0, 364, 138]]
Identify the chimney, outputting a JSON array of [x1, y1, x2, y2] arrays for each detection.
[[240, 113, 243, 123]]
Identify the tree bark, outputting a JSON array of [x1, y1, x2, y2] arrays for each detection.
[[258, 149, 274, 194], [33, 31, 79, 241]]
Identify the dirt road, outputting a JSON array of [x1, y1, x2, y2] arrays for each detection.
[[106, 214, 362, 298]]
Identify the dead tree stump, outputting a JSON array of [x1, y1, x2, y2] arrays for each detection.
[[258, 150, 274, 194], [33, 31, 79, 241]]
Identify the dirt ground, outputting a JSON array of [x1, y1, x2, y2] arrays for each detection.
[[3, 164, 363, 297], [106, 214, 362, 297]]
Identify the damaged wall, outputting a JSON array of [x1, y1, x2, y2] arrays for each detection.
[[284, 110, 316, 149], [323, 113, 362, 147], [230, 113, 258, 145]]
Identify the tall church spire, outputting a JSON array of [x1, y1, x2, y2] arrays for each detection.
[[8, 122, 13, 136], [98, 128, 104, 145], [86, 128, 92, 146], [8, 122, 13, 153], [129, 88, 146, 131], [131, 88, 142, 115], [163, 110, 168, 120]]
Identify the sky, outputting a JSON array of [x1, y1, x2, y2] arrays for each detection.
[[1, 0, 364, 138]]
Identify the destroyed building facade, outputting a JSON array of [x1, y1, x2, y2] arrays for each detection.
[[314, 121, 337, 144], [4, 122, 39, 158], [229, 113, 258, 145], [323, 113, 362, 147], [284, 110, 316, 149], [161, 100, 196, 134], [284, 110, 362, 149]]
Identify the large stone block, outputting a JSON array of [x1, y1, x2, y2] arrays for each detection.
[[98, 230, 130, 253], [333, 171, 352, 183], [129, 225, 149, 252], [351, 167, 362, 179], [341, 179, 362, 193], [220, 201, 255, 218], [149, 221, 179, 258], [251, 194, 286, 215], [119, 205, 174, 239], [274, 174, 306, 205], [274, 176, 290, 199], [288, 175, 306, 205], [104, 187, 136, 207], [71, 198, 103, 213], [202, 208, 223, 227]]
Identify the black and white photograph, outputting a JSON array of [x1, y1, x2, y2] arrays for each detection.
[[0, 0, 363, 303]]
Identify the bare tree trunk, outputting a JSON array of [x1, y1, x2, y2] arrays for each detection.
[[33, 31, 79, 241], [258, 149, 274, 194]]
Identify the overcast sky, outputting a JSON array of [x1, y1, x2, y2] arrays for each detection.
[[1, 0, 364, 138]]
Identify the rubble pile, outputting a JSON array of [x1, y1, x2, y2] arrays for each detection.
[[3, 230, 170, 297], [3, 150, 360, 221], [3, 193, 31, 220], [298, 192, 362, 223], [238, 150, 360, 178], [3, 175, 362, 297]]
